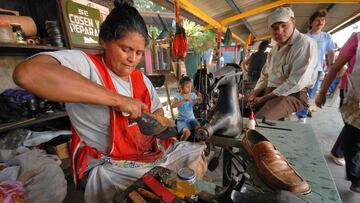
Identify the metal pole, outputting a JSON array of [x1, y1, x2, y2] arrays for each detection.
[[175, 0, 181, 79], [204, 58, 208, 121], [217, 28, 222, 71]]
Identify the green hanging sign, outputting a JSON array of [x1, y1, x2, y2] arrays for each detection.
[[64, 0, 101, 47]]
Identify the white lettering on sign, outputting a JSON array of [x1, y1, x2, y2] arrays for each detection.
[[78, 8, 89, 16], [69, 14, 93, 27], [68, 13, 99, 37]]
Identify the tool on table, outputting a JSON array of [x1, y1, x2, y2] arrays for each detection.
[[142, 174, 182, 203], [128, 191, 147, 203], [261, 117, 276, 126], [256, 125, 292, 131], [136, 188, 160, 201], [250, 113, 292, 131], [113, 167, 183, 203]]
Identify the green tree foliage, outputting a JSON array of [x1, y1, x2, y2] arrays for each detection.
[[182, 19, 216, 52], [147, 25, 161, 52], [135, 0, 216, 53], [134, 0, 171, 13]]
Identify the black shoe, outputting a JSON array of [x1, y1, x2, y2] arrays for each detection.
[[350, 183, 360, 193], [135, 113, 177, 139]]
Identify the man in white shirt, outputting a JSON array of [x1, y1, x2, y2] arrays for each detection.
[[247, 7, 318, 120]]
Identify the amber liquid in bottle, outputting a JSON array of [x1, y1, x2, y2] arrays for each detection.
[[176, 167, 196, 197]]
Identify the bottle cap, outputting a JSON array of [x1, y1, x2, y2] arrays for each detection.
[[178, 167, 196, 182]]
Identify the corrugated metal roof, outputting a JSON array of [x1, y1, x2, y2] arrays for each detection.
[[150, 0, 360, 43]]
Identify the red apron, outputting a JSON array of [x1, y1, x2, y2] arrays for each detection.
[[70, 54, 170, 185]]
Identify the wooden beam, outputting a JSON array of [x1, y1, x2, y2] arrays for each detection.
[[219, 0, 360, 27], [175, 0, 245, 43], [328, 10, 360, 33], [254, 35, 272, 42], [149, 0, 245, 43], [220, 0, 287, 26]]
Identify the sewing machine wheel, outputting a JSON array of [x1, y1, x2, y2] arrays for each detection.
[[195, 127, 209, 141]]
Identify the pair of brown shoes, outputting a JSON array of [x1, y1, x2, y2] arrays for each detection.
[[242, 129, 311, 194]]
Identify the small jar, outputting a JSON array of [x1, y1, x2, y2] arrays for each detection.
[[10, 23, 26, 44], [176, 167, 196, 197]]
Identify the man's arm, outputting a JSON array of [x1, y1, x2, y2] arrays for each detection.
[[14, 55, 147, 118], [326, 33, 336, 65]]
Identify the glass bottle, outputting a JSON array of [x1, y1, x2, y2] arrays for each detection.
[[10, 23, 26, 44], [246, 111, 256, 130], [176, 167, 196, 197]]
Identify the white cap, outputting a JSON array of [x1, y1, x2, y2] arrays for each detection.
[[268, 7, 294, 28]]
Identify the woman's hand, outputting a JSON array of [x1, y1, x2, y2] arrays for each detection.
[[113, 96, 147, 119], [315, 93, 326, 108]]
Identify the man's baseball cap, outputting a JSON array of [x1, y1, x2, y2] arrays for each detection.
[[268, 7, 294, 28]]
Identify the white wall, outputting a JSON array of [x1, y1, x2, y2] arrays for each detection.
[[0, 56, 25, 93]]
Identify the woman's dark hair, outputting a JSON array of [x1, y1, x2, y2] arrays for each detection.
[[258, 40, 269, 51], [179, 75, 192, 86], [309, 9, 327, 30], [99, 0, 148, 43]]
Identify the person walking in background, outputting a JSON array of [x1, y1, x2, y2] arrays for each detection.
[[242, 40, 270, 82], [328, 45, 348, 166], [219, 53, 225, 68], [296, 9, 335, 123], [316, 32, 360, 193]]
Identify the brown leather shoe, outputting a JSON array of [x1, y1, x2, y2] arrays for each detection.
[[242, 129, 311, 194]]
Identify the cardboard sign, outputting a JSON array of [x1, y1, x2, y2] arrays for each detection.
[[64, 0, 100, 47]]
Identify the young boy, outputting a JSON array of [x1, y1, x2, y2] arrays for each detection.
[[171, 76, 201, 141]]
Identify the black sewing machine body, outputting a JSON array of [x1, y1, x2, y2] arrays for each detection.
[[195, 65, 243, 140]]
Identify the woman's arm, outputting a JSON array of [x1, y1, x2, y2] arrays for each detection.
[[315, 55, 351, 108], [14, 55, 147, 118]]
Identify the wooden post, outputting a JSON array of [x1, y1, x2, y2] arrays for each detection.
[[175, 0, 180, 25], [164, 82, 175, 120]]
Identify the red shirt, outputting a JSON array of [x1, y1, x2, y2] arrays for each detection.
[[339, 33, 357, 89]]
